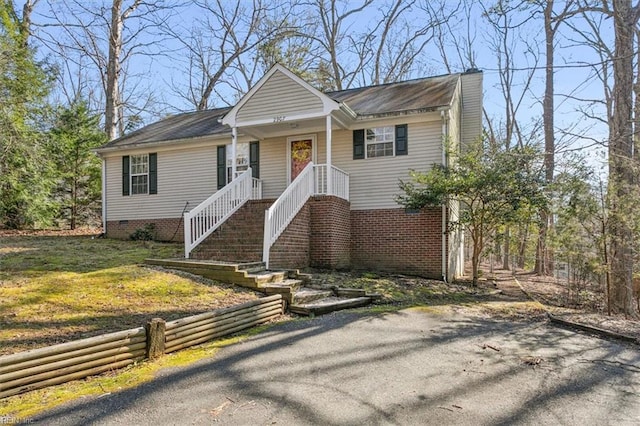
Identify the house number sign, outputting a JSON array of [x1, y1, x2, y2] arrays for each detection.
[[273, 115, 286, 123]]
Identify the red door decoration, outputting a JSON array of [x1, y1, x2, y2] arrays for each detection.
[[291, 139, 313, 181]]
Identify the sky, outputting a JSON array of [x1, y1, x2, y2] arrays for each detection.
[[29, 0, 613, 172]]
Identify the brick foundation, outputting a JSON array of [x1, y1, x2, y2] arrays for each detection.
[[106, 218, 183, 242], [350, 207, 443, 279], [269, 203, 311, 269], [310, 196, 351, 269], [107, 200, 447, 279]]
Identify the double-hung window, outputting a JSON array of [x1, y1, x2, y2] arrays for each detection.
[[366, 126, 395, 158], [217, 141, 259, 189], [122, 153, 157, 196], [130, 154, 149, 195], [353, 124, 408, 160]]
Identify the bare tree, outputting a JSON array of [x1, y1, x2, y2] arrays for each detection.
[[306, 0, 373, 90], [482, 0, 540, 270], [608, 0, 640, 317], [529, 0, 580, 276], [364, 0, 453, 85], [163, 0, 293, 111], [564, 0, 640, 317], [35, 0, 171, 139], [433, 0, 478, 73]]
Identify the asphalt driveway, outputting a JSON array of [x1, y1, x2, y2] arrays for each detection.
[[34, 307, 640, 425]]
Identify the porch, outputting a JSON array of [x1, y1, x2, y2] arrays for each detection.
[[183, 162, 350, 270]]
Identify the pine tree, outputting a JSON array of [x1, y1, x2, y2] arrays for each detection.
[[48, 102, 106, 229], [0, 1, 54, 229]]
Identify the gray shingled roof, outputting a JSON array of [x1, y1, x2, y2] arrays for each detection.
[[100, 107, 230, 149], [328, 74, 458, 117], [100, 73, 460, 150]]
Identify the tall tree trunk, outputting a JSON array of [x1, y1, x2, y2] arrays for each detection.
[[502, 228, 510, 270], [609, 0, 639, 317], [535, 0, 556, 276], [105, 0, 123, 141]]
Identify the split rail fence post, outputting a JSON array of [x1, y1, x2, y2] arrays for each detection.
[[145, 318, 166, 360]]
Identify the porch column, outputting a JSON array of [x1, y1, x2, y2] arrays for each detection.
[[326, 114, 332, 195], [231, 126, 237, 180]]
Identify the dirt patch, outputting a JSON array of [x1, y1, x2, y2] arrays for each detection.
[[0, 228, 102, 238], [307, 270, 503, 306], [489, 266, 640, 342], [307, 267, 639, 341]]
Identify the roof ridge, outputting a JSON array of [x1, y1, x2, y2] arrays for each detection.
[[325, 73, 459, 96]]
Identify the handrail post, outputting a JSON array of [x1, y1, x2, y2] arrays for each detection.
[[263, 210, 270, 268], [184, 212, 191, 258]]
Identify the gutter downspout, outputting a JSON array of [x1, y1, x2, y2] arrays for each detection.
[[441, 110, 448, 282], [101, 158, 107, 234]]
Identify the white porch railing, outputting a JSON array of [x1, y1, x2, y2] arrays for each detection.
[[184, 168, 257, 259], [314, 164, 349, 200], [251, 177, 262, 200], [263, 162, 316, 268], [263, 163, 349, 268]]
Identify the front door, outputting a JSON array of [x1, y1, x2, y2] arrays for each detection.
[[287, 135, 316, 183]]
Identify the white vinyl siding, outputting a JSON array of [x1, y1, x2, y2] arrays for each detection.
[[236, 71, 324, 123], [334, 118, 442, 210], [460, 71, 483, 148], [105, 145, 217, 220], [257, 119, 441, 209], [447, 80, 462, 166], [258, 136, 286, 199], [104, 115, 445, 218], [448, 199, 464, 280]]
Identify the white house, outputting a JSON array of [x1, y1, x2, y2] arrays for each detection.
[[95, 64, 483, 281]]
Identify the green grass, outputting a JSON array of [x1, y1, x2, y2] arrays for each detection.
[[0, 234, 258, 355]]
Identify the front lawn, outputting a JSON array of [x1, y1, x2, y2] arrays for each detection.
[[0, 232, 258, 355]]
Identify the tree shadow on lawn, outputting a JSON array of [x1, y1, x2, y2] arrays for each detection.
[[32, 308, 640, 425]]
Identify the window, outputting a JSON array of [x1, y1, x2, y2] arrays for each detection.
[[130, 154, 149, 194], [226, 143, 250, 183], [366, 126, 394, 158], [353, 124, 408, 160], [217, 141, 259, 189], [122, 153, 157, 196]]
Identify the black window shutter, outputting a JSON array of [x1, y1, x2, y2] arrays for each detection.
[[353, 129, 365, 160], [122, 155, 130, 196], [217, 145, 227, 189], [395, 124, 408, 155], [250, 141, 259, 178], [149, 153, 157, 194]]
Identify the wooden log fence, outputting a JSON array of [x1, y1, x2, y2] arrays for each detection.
[[0, 295, 283, 399]]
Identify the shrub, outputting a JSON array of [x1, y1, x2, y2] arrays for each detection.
[[129, 223, 156, 241]]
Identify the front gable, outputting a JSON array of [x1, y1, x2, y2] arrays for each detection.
[[222, 64, 340, 128], [237, 71, 323, 122]]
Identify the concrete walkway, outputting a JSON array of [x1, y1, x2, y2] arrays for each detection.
[[35, 308, 640, 425]]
